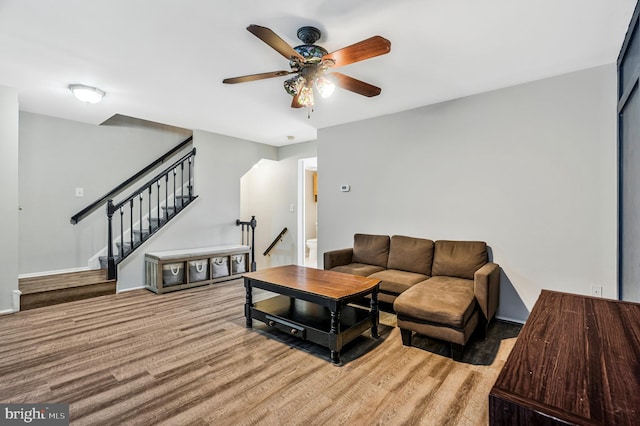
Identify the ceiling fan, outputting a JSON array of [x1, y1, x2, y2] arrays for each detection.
[[223, 25, 391, 112]]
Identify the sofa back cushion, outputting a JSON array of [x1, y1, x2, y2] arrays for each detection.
[[352, 234, 390, 268], [431, 240, 487, 280], [387, 235, 434, 275]]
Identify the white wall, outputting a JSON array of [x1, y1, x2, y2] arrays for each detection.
[[117, 129, 278, 290], [318, 64, 617, 322], [0, 85, 19, 312], [241, 141, 317, 270], [18, 112, 190, 274]]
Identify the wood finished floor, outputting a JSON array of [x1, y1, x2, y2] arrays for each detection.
[[0, 279, 520, 425]]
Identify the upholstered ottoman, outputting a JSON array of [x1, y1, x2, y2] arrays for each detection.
[[393, 240, 500, 360]]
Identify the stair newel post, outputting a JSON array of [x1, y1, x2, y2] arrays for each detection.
[[129, 199, 134, 249], [188, 156, 193, 201], [250, 215, 257, 272], [106, 200, 116, 280]]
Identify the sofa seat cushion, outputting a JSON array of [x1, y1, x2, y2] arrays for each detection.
[[393, 276, 476, 328], [369, 269, 429, 295], [330, 263, 385, 277]]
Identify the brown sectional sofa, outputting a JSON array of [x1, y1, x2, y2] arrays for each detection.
[[323, 233, 500, 360]]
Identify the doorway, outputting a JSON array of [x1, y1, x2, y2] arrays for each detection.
[[297, 157, 318, 267]]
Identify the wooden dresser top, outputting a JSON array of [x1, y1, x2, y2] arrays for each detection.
[[491, 290, 640, 425]]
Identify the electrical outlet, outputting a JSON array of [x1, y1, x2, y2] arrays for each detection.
[[75, 187, 84, 197], [591, 285, 603, 297]]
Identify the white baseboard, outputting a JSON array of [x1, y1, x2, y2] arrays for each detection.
[[0, 290, 22, 315], [117, 285, 146, 293], [12, 289, 21, 311], [19, 266, 91, 279]]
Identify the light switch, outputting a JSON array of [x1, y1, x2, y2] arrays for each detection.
[[289, 203, 294, 212], [75, 187, 84, 197]]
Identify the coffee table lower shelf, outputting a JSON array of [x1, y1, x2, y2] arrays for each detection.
[[250, 295, 374, 363]]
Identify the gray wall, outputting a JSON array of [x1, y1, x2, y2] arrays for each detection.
[[0, 85, 19, 312], [18, 112, 190, 274], [318, 64, 617, 322], [117, 129, 278, 290]]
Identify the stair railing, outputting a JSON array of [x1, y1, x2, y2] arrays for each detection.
[[106, 148, 197, 279], [236, 216, 257, 272], [71, 136, 193, 225], [264, 227, 288, 257]]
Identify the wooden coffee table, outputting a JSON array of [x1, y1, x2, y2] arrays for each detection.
[[243, 265, 380, 364]]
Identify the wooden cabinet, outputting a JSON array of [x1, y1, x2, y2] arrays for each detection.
[[144, 245, 250, 294]]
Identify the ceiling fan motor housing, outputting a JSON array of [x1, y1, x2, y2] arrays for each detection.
[[297, 26, 321, 44]]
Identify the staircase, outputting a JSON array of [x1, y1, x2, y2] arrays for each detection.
[[72, 137, 198, 279], [18, 137, 200, 310]]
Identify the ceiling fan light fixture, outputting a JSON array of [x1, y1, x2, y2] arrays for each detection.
[[284, 75, 305, 96], [69, 84, 105, 104], [298, 86, 314, 107], [315, 76, 335, 98]]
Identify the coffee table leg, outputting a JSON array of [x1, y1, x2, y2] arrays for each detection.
[[244, 279, 253, 328], [370, 286, 379, 338], [330, 310, 341, 364]]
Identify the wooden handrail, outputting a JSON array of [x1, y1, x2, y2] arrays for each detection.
[[70, 136, 193, 224], [264, 227, 287, 256]]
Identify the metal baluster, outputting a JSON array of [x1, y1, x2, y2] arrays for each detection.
[[181, 162, 185, 206], [139, 193, 143, 244], [165, 173, 169, 219], [156, 180, 161, 229], [119, 206, 124, 257], [173, 168, 177, 211], [129, 199, 134, 249], [148, 186, 152, 231]]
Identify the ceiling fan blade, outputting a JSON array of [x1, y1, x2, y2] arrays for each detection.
[[247, 25, 304, 61], [223, 70, 292, 84], [323, 36, 391, 68], [291, 93, 304, 108], [330, 72, 381, 97]]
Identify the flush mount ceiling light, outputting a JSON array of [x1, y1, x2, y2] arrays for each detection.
[[68, 84, 105, 104]]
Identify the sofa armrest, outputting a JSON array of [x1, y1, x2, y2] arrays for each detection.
[[324, 248, 353, 270], [474, 262, 500, 322]]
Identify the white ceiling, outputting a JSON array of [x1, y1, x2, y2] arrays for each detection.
[[0, 0, 636, 146]]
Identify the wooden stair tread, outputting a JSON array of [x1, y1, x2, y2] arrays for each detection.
[[19, 269, 114, 295]]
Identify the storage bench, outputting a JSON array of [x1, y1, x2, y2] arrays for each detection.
[[144, 245, 251, 294]]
